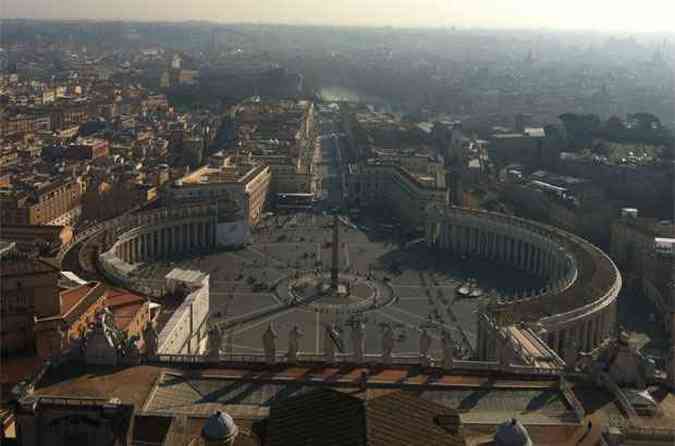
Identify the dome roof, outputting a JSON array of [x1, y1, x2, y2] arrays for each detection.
[[495, 419, 532, 446], [201, 411, 239, 441]]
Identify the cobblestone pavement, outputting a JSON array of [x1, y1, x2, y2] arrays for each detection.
[[135, 212, 546, 358]]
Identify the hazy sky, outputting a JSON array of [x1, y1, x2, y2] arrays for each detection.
[[2, 0, 675, 33]]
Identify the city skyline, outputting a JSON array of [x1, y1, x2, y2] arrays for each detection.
[[2, 0, 675, 33]]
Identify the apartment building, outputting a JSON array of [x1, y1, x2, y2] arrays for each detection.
[[0, 175, 85, 226], [167, 153, 271, 226]]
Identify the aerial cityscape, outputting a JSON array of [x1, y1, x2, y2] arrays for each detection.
[[0, 4, 674, 445]]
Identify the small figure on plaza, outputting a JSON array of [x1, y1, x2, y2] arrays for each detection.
[[142, 320, 159, 356], [288, 325, 303, 363], [418, 327, 432, 367], [381, 324, 395, 364], [352, 320, 366, 362], [441, 330, 454, 369], [263, 324, 278, 364]]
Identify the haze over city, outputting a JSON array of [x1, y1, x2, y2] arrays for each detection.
[[2, 0, 675, 32]]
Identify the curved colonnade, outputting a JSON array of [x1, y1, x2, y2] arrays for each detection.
[[94, 202, 621, 365], [425, 205, 621, 359], [97, 201, 233, 295]]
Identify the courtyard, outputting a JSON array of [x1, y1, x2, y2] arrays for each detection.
[[133, 212, 546, 359]]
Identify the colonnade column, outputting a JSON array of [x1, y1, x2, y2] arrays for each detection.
[[129, 239, 136, 264], [188, 223, 193, 250]]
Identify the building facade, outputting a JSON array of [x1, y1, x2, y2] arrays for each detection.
[[167, 155, 271, 226], [0, 253, 60, 356], [0, 176, 85, 226], [349, 161, 448, 231]]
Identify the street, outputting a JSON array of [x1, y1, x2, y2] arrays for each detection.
[[314, 109, 347, 211]]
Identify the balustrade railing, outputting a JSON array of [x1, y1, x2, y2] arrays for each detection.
[[143, 353, 561, 376]]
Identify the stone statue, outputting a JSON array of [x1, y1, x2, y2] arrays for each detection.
[[606, 330, 649, 389], [324, 324, 341, 362], [101, 307, 116, 337], [206, 326, 223, 359], [352, 321, 366, 362], [419, 327, 432, 366], [288, 325, 303, 363], [125, 335, 141, 363], [381, 324, 395, 364], [263, 324, 278, 364], [142, 320, 158, 356], [440, 330, 454, 369]]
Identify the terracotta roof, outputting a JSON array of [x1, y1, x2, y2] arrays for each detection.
[[111, 303, 145, 330], [60, 282, 99, 316], [34, 363, 161, 409], [104, 288, 147, 330], [105, 288, 146, 306]]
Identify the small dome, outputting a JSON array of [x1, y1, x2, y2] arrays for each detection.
[[495, 418, 532, 446], [201, 411, 239, 441]]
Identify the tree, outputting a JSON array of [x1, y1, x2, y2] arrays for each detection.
[[629, 113, 662, 131], [558, 113, 601, 149], [602, 115, 626, 140]]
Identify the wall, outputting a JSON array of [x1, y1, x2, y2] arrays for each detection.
[[15, 397, 134, 446], [157, 275, 211, 355], [0, 260, 59, 355]]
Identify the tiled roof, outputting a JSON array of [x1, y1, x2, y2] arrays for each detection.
[[367, 391, 464, 446], [104, 288, 147, 330], [60, 282, 99, 316], [34, 363, 161, 409], [266, 387, 469, 446], [267, 388, 367, 446]]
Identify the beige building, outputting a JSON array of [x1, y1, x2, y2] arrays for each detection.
[[611, 209, 674, 333], [0, 253, 60, 356], [349, 161, 448, 231], [34, 282, 152, 361], [0, 176, 85, 226], [34, 282, 107, 359], [234, 99, 317, 195], [167, 154, 271, 226], [255, 154, 312, 194]]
